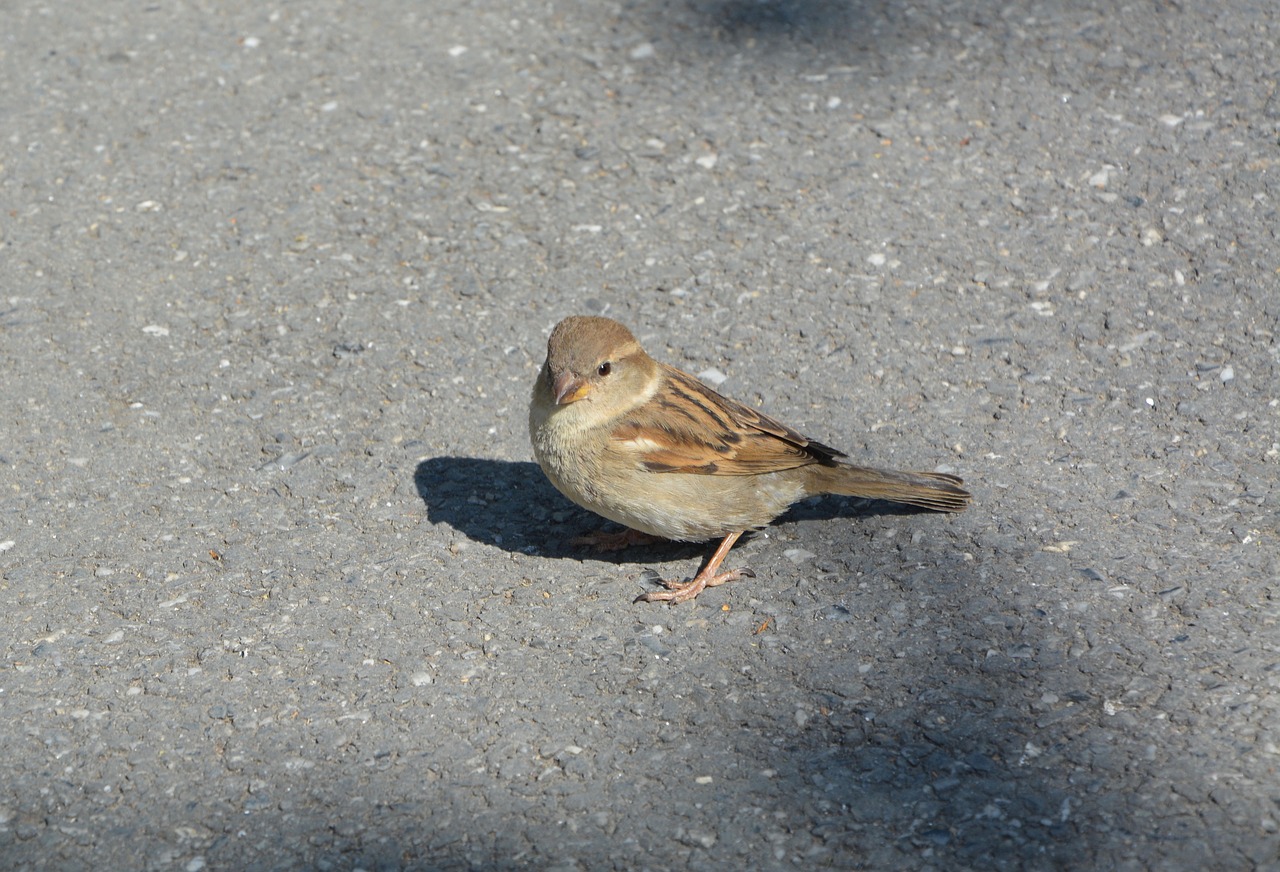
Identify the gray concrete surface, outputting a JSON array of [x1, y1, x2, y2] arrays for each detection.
[[2, 0, 1277, 869]]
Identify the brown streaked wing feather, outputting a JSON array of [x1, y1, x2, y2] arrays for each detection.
[[610, 364, 846, 476]]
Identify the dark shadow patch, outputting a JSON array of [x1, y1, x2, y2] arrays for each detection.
[[414, 456, 953, 571], [413, 456, 706, 566], [701, 0, 873, 45], [778, 492, 945, 526]]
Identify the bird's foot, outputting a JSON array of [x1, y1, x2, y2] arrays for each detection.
[[634, 566, 756, 604], [571, 528, 664, 552]]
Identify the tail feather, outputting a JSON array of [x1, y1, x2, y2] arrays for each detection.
[[808, 463, 972, 513]]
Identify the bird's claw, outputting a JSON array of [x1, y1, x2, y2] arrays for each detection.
[[634, 567, 754, 604]]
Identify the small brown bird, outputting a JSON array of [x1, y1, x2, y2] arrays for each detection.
[[529, 316, 972, 604]]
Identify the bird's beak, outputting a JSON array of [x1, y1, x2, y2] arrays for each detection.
[[553, 371, 592, 405]]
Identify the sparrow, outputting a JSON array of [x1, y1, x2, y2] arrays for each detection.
[[528, 315, 972, 604]]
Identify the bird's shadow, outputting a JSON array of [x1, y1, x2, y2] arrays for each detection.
[[414, 456, 932, 567], [697, 0, 870, 47]]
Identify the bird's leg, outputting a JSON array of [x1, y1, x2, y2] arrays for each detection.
[[634, 531, 755, 604], [571, 527, 664, 552]]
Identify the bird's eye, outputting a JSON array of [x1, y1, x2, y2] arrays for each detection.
[[597, 361, 612, 377]]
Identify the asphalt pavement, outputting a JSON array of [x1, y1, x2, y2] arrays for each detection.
[[2, 0, 1278, 869]]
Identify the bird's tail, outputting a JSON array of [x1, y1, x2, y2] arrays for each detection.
[[807, 463, 972, 512]]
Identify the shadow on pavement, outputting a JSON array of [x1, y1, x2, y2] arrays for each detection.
[[415, 454, 943, 560]]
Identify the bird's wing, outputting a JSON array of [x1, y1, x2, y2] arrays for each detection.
[[609, 364, 845, 475]]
